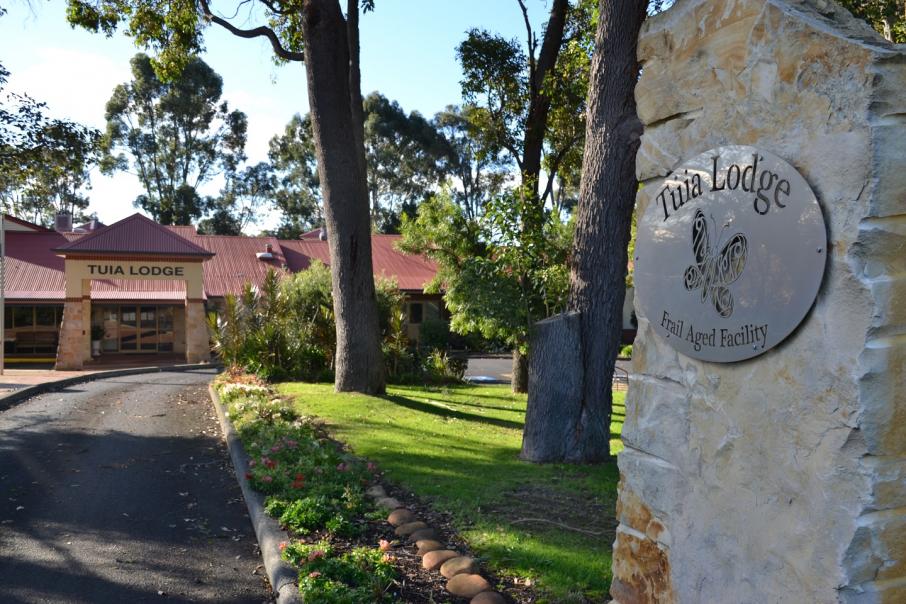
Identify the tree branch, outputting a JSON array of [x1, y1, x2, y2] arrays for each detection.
[[199, 0, 305, 62], [516, 0, 537, 92]]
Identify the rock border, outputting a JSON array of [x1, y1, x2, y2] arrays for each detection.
[[209, 385, 301, 604], [368, 484, 507, 603]]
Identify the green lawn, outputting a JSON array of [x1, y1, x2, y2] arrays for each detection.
[[277, 382, 626, 602]]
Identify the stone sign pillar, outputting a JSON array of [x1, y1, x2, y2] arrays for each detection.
[[613, 1, 906, 602], [185, 277, 210, 364]]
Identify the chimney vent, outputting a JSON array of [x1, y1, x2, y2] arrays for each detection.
[[319, 226, 328, 241], [265, 243, 273, 253], [54, 212, 73, 233]]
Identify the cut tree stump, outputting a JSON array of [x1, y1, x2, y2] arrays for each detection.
[[520, 311, 584, 462]]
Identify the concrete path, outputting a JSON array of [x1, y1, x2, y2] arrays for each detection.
[[0, 369, 271, 604]]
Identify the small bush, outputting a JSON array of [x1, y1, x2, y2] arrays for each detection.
[[284, 543, 396, 604], [418, 317, 450, 351], [619, 344, 633, 359]]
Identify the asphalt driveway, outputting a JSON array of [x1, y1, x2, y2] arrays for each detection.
[[0, 369, 271, 604]]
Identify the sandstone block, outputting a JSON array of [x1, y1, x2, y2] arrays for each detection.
[[440, 556, 479, 579], [470, 592, 506, 604], [394, 521, 428, 537], [377, 497, 402, 510], [387, 508, 416, 526], [422, 549, 459, 571], [415, 540, 443, 556], [408, 528, 437, 543], [446, 574, 491, 599]]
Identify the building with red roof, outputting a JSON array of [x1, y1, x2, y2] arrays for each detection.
[[2, 213, 441, 368]]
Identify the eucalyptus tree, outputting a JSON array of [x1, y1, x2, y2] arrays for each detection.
[[67, 0, 385, 393], [441, 0, 591, 391], [267, 113, 323, 239], [100, 53, 247, 225]]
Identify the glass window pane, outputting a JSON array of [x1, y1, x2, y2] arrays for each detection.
[[13, 306, 33, 329], [3, 306, 10, 330], [409, 302, 423, 324], [35, 306, 55, 327]]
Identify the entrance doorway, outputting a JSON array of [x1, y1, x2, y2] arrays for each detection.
[[95, 305, 176, 353]]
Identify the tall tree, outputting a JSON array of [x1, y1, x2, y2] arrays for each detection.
[[267, 113, 323, 238], [522, 0, 648, 463], [448, 0, 587, 391], [362, 91, 447, 232], [100, 53, 247, 225], [68, 0, 386, 393], [432, 104, 508, 221]]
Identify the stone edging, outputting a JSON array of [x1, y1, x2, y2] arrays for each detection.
[[0, 363, 220, 413], [208, 385, 301, 604], [367, 486, 507, 603]]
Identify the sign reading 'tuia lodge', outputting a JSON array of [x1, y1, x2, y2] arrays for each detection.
[[635, 145, 827, 362]]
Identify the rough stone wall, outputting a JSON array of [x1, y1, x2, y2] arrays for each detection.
[[613, 1, 906, 602], [55, 300, 85, 371], [184, 301, 211, 364]]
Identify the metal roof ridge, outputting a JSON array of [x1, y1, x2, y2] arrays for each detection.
[[54, 213, 214, 256]]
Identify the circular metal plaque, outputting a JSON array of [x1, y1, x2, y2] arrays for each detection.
[[635, 145, 827, 362]]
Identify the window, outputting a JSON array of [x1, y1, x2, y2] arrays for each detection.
[[12, 306, 32, 329], [35, 306, 56, 327], [408, 302, 423, 324]]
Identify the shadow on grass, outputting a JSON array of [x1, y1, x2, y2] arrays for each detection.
[[380, 394, 525, 430]]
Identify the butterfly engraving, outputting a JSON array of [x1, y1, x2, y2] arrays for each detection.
[[683, 209, 748, 318]]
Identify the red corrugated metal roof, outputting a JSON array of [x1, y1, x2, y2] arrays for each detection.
[[56, 213, 213, 257], [4, 231, 67, 300], [173, 231, 286, 298], [3, 214, 52, 232], [279, 235, 437, 292], [4, 220, 435, 301]]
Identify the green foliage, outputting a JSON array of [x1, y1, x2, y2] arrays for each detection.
[[218, 378, 394, 601], [100, 53, 248, 225], [285, 544, 396, 604], [619, 344, 633, 359], [401, 189, 571, 354], [418, 317, 450, 350], [456, 0, 594, 211], [838, 0, 906, 42], [210, 265, 459, 385], [267, 113, 322, 237]]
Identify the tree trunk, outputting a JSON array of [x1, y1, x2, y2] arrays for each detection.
[[302, 0, 385, 394], [512, 348, 528, 394], [521, 312, 583, 460], [564, 0, 647, 462], [521, 0, 569, 197]]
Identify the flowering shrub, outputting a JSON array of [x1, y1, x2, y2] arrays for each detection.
[[282, 542, 396, 604]]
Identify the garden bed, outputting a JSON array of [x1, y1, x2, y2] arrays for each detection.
[[278, 382, 625, 603]]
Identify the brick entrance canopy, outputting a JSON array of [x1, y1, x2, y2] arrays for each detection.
[[53, 214, 214, 370]]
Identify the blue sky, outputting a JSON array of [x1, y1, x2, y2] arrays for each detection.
[[1, 1, 550, 228]]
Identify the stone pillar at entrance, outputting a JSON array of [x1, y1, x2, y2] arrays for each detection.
[[184, 299, 210, 363], [56, 298, 86, 370], [612, 1, 906, 603]]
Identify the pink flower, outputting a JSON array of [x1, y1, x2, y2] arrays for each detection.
[[279, 541, 288, 552], [262, 457, 277, 469], [336, 463, 348, 472], [378, 539, 391, 552], [244, 472, 253, 480], [367, 462, 378, 473], [248, 459, 257, 468], [285, 439, 298, 449], [270, 445, 282, 453], [307, 550, 325, 562], [308, 571, 321, 578], [261, 475, 273, 483]]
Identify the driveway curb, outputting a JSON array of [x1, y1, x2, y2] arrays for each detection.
[[209, 385, 301, 604], [0, 363, 219, 413]]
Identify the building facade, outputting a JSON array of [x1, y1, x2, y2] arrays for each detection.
[[3, 213, 442, 369]]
